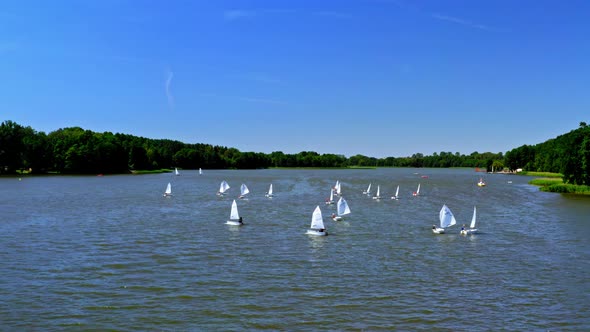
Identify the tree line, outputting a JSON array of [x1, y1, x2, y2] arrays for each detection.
[[504, 122, 590, 185], [0, 119, 507, 174]]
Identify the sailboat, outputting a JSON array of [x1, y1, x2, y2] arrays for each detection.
[[217, 180, 230, 196], [226, 200, 243, 225], [433, 204, 457, 234], [265, 183, 274, 198], [332, 197, 351, 221], [325, 189, 335, 205], [175, 168, 180, 176], [413, 183, 421, 196], [477, 177, 486, 187], [239, 183, 250, 199], [372, 185, 382, 200], [199, 168, 203, 175], [363, 183, 372, 195], [335, 181, 342, 196], [391, 185, 400, 200], [306, 206, 327, 236], [163, 182, 172, 197], [461, 206, 478, 235]]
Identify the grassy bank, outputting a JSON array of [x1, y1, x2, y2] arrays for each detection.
[[529, 177, 590, 195], [270, 166, 376, 170], [520, 171, 562, 178], [131, 169, 173, 174]]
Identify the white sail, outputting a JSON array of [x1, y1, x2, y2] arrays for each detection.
[[439, 204, 457, 228], [175, 168, 179, 175], [240, 183, 250, 197], [363, 183, 371, 194], [310, 206, 325, 230], [470, 206, 477, 229], [219, 180, 230, 194], [416, 183, 420, 195], [336, 181, 342, 196], [326, 189, 334, 204], [164, 182, 172, 195], [266, 183, 273, 197], [230, 199, 240, 220], [199, 168, 202, 175], [392, 185, 400, 199], [337, 197, 351, 216]]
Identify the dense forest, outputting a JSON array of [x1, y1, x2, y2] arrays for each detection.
[[2, 120, 589, 187], [504, 122, 590, 185], [0, 120, 504, 174]]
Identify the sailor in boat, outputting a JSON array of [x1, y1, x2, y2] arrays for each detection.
[[461, 224, 466, 232], [239, 217, 243, 225], [432, 225, 436, 230]]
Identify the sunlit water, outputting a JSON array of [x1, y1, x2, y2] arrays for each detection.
[[1, 169, 589, 330]]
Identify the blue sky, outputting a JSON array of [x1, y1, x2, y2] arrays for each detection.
[[2, 0, 589, 157]]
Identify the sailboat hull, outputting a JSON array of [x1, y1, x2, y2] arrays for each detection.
[[332, 216, 343, 221], [461, 228, 477, 235], [226, 220, 243, 226], [433, 227, 445, 234], [306, 229, 327, 236]]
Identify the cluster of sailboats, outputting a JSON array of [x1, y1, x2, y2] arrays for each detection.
[[163, 174, 480, 237], [364, 183, 417, 200], [432, 204, 478, 235]]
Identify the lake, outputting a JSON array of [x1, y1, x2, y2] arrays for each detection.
[[1, 168, 589, 331]]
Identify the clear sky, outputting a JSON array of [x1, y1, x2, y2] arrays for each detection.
[[2, 0, 589, 157]]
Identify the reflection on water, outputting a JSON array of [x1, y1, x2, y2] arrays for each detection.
[[0, 169, 589, 330]]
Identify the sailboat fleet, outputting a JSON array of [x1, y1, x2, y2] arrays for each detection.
[[163, 182, 172, 197], [363, 183, 371, 195], [461, 206, 478, 235], [217, 180, 230, 196], [332, 197, 351, 221], [372, 185, 382, 200], [265, 183, 274, 198], [159, 172, 481, 236], [239, 183, 250, 199], [433, 204, 457, 234], [226, 199, 243, 226], [307, 206, 327, 236], [325, 189, 335, 205], [391, 185, 400, 200]]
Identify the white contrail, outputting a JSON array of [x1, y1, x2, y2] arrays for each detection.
[[165, 69, 174, 110]]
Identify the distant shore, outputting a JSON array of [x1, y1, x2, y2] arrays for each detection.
[[529, 176, 590, 196]]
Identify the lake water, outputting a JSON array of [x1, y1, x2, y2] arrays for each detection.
[[1, 168, 589, 331]]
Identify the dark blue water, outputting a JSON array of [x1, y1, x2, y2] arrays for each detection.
[[1, 169, 588, 330]]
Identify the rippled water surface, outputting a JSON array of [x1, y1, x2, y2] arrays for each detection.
[[1, 169, 589, 330]]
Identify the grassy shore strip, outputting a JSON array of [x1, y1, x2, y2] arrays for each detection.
[[271, 166, 377, 170], [529, 177, 590, 195], [520, 171, 563, 178], [529, 178, 562, 186], [131, 169, 173, 174]]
